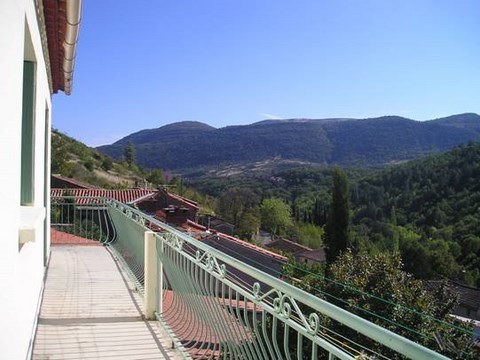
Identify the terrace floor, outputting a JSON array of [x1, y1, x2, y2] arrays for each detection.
[[32, 244, 183, 360]]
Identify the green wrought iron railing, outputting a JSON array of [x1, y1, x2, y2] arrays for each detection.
[[50, 195, 451, 359], [50, 195, 115, 244]]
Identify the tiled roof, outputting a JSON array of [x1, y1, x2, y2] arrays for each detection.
[[199, 233, 287, 290], [209, 217, 234, 228], [427, 280, 480, 312], [154, 214, 284, 263], [185, 220, 207, 232], [51, 174, 97, 189], [148, 211, 285, 264], [167, 192, 199, 209], [215, 233, 287, 262], [266, 237, 326, 264], [202, 233, 286, 272], [131, 191, 159, 204], [51, 188, 157, 204], [295, 248, 326, 262], [266, 237, 312, 253]]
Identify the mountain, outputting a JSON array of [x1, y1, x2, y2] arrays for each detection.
[[97, 113, 480, 171], [112, 121, 216, 146]]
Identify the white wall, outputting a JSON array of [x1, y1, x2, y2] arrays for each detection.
[[0, 1, 52, 358]]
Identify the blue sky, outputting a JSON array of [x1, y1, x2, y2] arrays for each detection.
[[53, 0, 480, 146]]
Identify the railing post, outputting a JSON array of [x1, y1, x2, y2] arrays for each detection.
[[158, 239, 163, 315], [144, 231, 157, 320]]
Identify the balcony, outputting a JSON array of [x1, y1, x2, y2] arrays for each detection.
[[32, 195, 451, 359]]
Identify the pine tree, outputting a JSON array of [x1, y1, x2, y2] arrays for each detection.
[[325, 167, 350, 264], [123, 141, 136, 167]]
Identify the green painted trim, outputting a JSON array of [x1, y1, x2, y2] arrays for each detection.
[[21, 61, 36, 206]]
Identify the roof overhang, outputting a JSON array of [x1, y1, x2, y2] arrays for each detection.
[[40, 0, 82, 95]]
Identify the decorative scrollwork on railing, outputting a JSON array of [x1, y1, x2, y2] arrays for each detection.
[[194, 250, 227, 278], [273, 297, 281, 313], [307, 313, 320, 335], [281, 295, 292, 319], [158, 232, 184, 251], [130, 213, 145, 226], [273, 295, 293, 320], [254, 285, 322, 337], [253, 282, 262, 300]]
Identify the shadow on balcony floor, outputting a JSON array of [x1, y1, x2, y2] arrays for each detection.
[[32, 245, 183, 360]]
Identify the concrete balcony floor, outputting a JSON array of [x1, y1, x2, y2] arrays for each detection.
[[32, 244, 183, 360]]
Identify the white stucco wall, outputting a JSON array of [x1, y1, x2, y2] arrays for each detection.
[[0, 1, 52, 358]]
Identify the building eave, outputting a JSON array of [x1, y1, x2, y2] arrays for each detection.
[[35, 0, 54, 94], [41, 0, 82, 95]]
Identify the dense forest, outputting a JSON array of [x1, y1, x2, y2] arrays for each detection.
[[189, 142, 480, 287], [352, 142, 480, 286]]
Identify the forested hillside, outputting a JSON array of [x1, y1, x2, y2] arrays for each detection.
[[51, 130, 143, 188], [97, 113, 480, 171], [352, 142, 480, 286], [190, 142, 480, 286]]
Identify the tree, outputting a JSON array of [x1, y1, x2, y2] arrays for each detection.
[[123, 141, 136, 167], [147, 169, 164, 186], [325, 167, 350, 263], [282, 251, 477, 359], [294, 222, 324, 248], [101, 157, 113, 171], [217, 188, 260, 227], [260, 197, 293, 236], [83, 158, 94, 171], [325, 250, 476, 359], [169, 176, 185, 195], [51, 134, 74, 176], [312, 197, 328, 226], [237, 212, 261, 240]]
